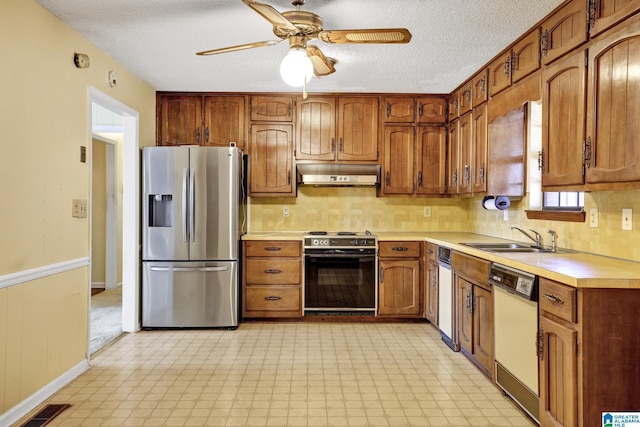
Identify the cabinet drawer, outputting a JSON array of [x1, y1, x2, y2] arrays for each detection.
[[379, 241, 421, 258], [451, 251, 490, 284], [539, 278, 577, 323], [245, 259, 300, 284], [425, 242, 438, 262], [244, 241, 301, 257], [246, 286, 300, 312]]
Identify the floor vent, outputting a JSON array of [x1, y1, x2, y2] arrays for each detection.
[[21, 404, 71, 427]]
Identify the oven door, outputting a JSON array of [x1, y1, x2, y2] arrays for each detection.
[[304, 253, 376, 311]]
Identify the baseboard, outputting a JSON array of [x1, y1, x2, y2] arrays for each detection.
[[0, 358, 90, 426], [91, 282, 106, 289]]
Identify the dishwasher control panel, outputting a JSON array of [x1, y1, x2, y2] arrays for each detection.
[[488, 263, 538, 301]]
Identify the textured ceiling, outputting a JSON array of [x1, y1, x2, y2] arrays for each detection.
[[36, 0, 564, 94]]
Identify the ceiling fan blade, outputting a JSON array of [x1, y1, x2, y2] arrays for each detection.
[[196, 39, 281, 56], [242, 0, 298, 33], [318, 28, 412, 44], [306, 45, 336, 76]]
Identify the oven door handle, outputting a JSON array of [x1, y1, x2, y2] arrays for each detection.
[[304, 253, 376, 259]]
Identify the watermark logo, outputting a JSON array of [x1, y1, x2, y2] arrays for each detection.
[[603, 412, 640, 427]]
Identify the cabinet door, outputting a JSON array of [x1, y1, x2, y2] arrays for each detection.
[[447, 120, 460, 195], [425, 260, 439, 324], [250, 96, 293, 122], [511, 28, 541, 83], [488, 51, 513, 96], [539, 316, 578, 427], [416, 126, 447, 195], [590, 0, 640, 36], [337, 97, 379, 161], [471, 70, 488, 107], [447, 94, 459, 119], [383, 126, 415, 195], [202, 96, 245, 150], [157, 95, 202, 146], [379, 259, 421, 316], [296, 96, 336, 160], [383, 97, 415, 123], [471, 105, 488, 194], [541, 0, 588, 65], [458, 112, 473, 194], [457, 84, 473, 116], [472, 285, 494, 374], [416, 97, 447, 123], [248, 124, 294, 195], [586, 17, 640, 184], [542, 50, 587, 188], [456, 276, 473, 353]]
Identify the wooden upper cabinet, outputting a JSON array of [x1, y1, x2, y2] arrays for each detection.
[[416, 126, 447, 195], [586, 15, 640, 185], [447, 120, 459, 195], [589, 0, 640, 37], [416, 97, 447, 123], [202, 96, 246, 150], [471, 69, 488, 107], [489, 28, 541, 96], [542, 50, 587, 188], [383, 97, 415, 123], [541, 0, 588, 65], [383, 126, 415, 194], [248, 123, 294, 196], [337, 97, 379, 161], [471, 104, 488, 194], [250, 95, 294, 122], [457, 112, 473, 194], [447, 94, 459, 119], [296, 96, 336, 160], [157, 95, 202, 146], [457, 83, 473, 116]]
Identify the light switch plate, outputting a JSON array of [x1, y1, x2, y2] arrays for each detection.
[[589, 208, 599, 228], [623, 208, 632, 230], [282, 206, 289, 218]]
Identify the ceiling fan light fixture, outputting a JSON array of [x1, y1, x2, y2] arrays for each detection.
[[280, 47, 313, 87]]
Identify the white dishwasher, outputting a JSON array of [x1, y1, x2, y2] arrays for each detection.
[[490, 263, 539, 423], [437, 246, 459, 351]]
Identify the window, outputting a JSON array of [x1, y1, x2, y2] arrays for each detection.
[[543, 191, 584, 211]]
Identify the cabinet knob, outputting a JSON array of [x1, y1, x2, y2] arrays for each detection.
[[543, 293, 564, 304]]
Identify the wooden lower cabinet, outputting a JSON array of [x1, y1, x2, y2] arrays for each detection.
[[378, 241, 423, 317], [451, 251, 493, 377], [242, 240, 302, 318], [539, 277, 640, 427]]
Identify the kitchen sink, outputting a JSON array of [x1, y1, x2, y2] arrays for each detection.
[[461, 242, 576, 254]]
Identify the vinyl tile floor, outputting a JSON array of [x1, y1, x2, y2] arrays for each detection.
[[20, 322, 537, 426]]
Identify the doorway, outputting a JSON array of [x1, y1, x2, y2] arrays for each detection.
[[89, 88, 140, 349]]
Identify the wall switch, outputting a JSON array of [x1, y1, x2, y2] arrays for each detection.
[[423, 206, 431, 217], [72, 199, 87, 218], [623, 208, 632, 230], [282, 206, 289, 218], [589, 207, 599, 228]]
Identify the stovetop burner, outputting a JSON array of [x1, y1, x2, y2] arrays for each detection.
[[337, 231, 357, 236], [308, 231, 328, 235]]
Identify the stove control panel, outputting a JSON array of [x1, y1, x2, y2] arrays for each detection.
[[303, 236, 377, 248]]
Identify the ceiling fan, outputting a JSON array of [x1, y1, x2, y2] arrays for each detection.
[[196, 0, 412, 86]]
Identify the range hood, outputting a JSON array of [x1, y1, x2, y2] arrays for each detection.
[[297, 164, 381, 186]]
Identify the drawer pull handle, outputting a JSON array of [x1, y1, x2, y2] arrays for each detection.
[[544, 293, 564, 304], [392, 247, 408, 251], [264, 296, 282, 301], [265, 247, 281, 251], [264, 269, 281, 274]]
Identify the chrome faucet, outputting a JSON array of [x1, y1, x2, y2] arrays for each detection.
[[510, 226, 542, 248], [548, 229, 558, 252]]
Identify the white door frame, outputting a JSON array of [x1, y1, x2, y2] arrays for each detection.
[[91, 134, 117, 290], [89, 87, 140, 333]]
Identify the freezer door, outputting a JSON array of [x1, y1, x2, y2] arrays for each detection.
[[142, 146, 190, 260], [190, 147, 242, 260], [142, 261, 238, 328]]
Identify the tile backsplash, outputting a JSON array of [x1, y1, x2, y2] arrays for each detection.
[[248, 187, 640, 262]]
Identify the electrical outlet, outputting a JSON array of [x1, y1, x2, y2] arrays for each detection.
[[622, 208, 632, 230], [282, 206, 289, 218], [589, 207, 599, 228], [423, 206, 431, 218]]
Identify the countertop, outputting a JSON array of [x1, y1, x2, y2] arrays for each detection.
[[242, 231, 640, 289]]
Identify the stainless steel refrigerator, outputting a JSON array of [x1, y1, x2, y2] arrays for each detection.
[[141, 145, 245, 328]]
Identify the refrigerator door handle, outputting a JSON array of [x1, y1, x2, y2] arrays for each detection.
[[182, 167, 188, 243], [189, 167, 195, 242], [149, 266, 230, 272]]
